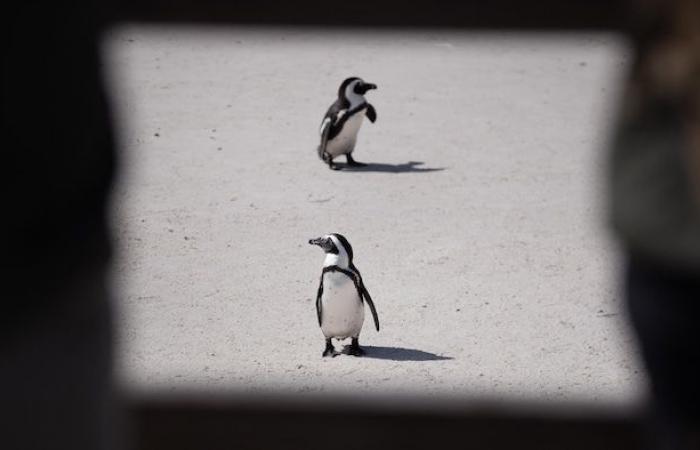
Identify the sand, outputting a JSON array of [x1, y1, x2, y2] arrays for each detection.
[[105, 26, 645, 405]]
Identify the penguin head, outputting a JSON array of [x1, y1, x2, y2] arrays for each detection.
[[338, 77, 377, 106], [309, 233, 354, 268]]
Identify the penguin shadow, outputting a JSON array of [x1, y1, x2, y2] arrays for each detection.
[[337, 161, 444, 173], [347, 345, 453, 362]]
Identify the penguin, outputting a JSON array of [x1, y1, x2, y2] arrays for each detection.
[[317, 77, 378, 170], [308, 233, 380, 357]]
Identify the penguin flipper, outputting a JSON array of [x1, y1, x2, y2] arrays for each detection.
[[365, 104, 377, 123], [318, 118, 331, 161], [360, 282, 380, 332], [315, 274, 324, 327]]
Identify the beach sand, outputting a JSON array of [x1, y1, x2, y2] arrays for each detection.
[[105, 26, 644, 406]]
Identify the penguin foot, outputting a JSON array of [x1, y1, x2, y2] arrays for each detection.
[[323, 339, 339, 357], [345, 155, 367, 167], [346, 338, 365, 357], [322, 152, 341, 170], [322, 348, 340, 357]]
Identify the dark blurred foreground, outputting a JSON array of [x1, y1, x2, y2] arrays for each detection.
[[3, 1, 699, 449], [131, 393, 642, 450]]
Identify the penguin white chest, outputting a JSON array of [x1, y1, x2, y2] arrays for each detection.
[[320, 271, 365, 339], [326, 112, 364, 157]]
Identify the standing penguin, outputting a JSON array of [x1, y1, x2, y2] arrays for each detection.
[[317, 77, 378, 170], [309, 233, 380, 357]]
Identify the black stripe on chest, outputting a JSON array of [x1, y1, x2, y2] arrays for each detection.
[[321, 265, 362, 294], [328, 104, 367, 140]]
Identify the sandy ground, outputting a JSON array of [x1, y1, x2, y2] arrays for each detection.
[[105, 26, 645, 405]]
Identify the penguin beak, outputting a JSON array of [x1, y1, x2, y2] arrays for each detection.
[[309, 237, 324, 246], [359, 82, 377, 94], [309, 236, 337, 253]]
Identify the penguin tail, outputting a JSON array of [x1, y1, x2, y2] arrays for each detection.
[[317, 145, 332, 163]]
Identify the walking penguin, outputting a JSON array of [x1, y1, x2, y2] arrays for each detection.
[[309, 233, 380, 357], [317, 77, 378, 170]]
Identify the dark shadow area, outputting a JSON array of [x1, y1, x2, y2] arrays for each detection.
[[345, 345, 453, 361], [337, 161, 445, 173], [129, 393, 642, 450], [116, 0, 627, 29]]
